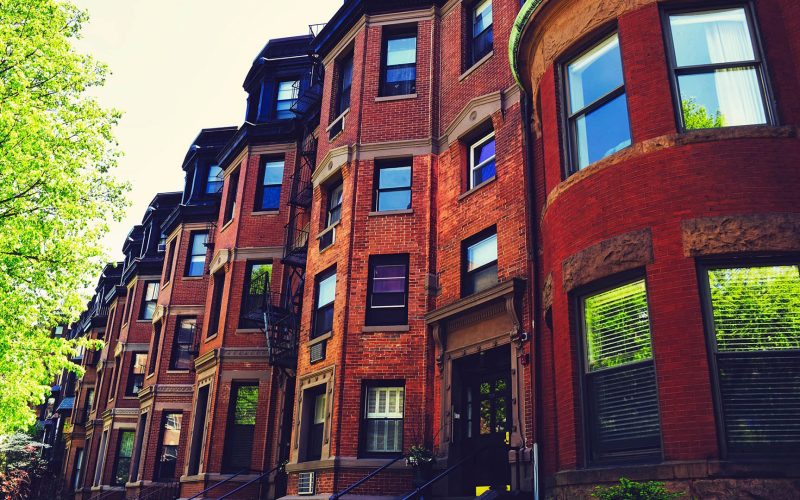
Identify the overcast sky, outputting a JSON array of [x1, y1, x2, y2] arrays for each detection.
[[73, 0, 341, 259]]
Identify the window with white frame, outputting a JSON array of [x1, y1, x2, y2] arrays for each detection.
[[469, 131, 496, 189], [362, 385, 404, 455]]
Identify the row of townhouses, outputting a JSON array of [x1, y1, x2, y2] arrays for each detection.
[[41, 0, 799, 498]]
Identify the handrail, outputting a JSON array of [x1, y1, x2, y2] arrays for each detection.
[[329, 454, 405, 500], [400, 446, 494, 500], [217, 462, 286, 500], [185, 469, 249, 500], [138, 480, 179, 500]]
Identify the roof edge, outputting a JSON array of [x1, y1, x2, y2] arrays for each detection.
[[509, 0, 545, 92]]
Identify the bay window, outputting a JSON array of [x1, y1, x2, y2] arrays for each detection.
[[185, 232, 208, 277], [580, 278, 661, 462], [156, 412, 182, 480], [140, 281, 159, 320], [381, 29, 416, 97], [701, 263, 800, 456], [665, 6, 770, 130], [564, 32, 631, 173], [170, 318, 196, 370]]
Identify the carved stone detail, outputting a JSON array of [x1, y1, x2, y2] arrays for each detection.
[[562, 228, 653, 292], [682, 213, 800, 256], [542, 273, 553, 312]]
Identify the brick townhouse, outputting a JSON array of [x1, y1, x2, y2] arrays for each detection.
[[54, 0, 799, 499]]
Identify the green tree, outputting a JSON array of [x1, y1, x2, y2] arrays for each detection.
[[682, 98, 725, 130], [0, 0, 128, 434]]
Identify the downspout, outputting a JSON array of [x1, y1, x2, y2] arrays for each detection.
[[510, 2, 545, 499]]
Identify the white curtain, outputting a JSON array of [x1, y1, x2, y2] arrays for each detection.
[[704, 16, 766, 125]]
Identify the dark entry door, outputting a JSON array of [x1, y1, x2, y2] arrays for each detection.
[[455, 346, 512, 495]]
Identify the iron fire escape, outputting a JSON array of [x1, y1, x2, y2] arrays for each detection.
[[264, 50, 323, 369]]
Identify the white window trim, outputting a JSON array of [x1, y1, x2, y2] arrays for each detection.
[[469, 131, 496, 189]]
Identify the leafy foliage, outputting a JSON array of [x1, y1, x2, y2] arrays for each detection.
[[682, 98, 725, 130], [584, 280, 652, 370], [0, 430, 49, 499], [0, 0, 128, 433], [709, 266, 800, 351], [593, 478, 683, 500]]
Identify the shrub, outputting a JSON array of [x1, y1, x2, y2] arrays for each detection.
[[593, 477, 684, 500]]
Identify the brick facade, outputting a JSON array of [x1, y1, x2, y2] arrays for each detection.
[[55, 0, 800, 499]]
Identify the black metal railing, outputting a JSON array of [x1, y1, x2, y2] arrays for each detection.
[[134, 481, 179, 500], [217, 462, 286, 500], [330, 455, 406, 500], [186, 469, 249, 500], [400, 446, 505, 500]]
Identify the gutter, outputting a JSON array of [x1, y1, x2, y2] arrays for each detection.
[[508, 0, 545, 89]]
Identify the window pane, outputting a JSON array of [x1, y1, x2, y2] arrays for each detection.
[[377, 191, 411, 212], [472, 160, 496, 187], [314, 393, 327, 424], [206, 166, 223, 194], [584, 280, 652, 371], [708, 266, 800, 351], [191, 233, 208, 256], [473, 0, 493, 36], [386, 66, 416, 86], [387, 37, 416, 66], [574, 93, 631, 169], [263, 160, 284, 185], [318, 273, 336, 307], [260, 185, 281, 210], [678, 68, 766, 129], [470, 264, 498, 294], [568, 34, 623, 112], [669, 8, 754, 68], [132, 354, 147, 374], [378, 166, 411, 189], [145, 282, 160, 301], [467, 234, 497, 271], [234, 386, 258, 425], [162, 413, 182, 447], [248, 264, 271, 295], [277, 80, 299, 101], [472, 137, 495, 166]]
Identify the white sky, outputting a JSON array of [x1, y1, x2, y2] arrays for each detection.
[[73, 0, 341, 259]]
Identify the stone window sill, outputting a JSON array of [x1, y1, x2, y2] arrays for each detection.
[[235, 328, 262, 334], [251, 210, 280, 216], [308, 331, 332, 346], [368, 209, 413, 217], [361, 325, 410, 333], [375, 93, 417, 102]]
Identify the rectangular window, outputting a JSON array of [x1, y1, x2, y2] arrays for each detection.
[[362, 384, 404, 456], [187, 385, 210, 476], [108, 355, 120, 401], [702, 264, 800, 457], [185, 232, 208, 277], [170, 318, 196, 370], [565, 33, 631, 173], [302, 385, 327, 462], [320, 182, 343, 251], [222, 383, 258, 472], [111, 430, 134, 486], [313, 268, 336, 338], [336, 52, 354, 117], [580, 278, 661, 462], [206, 165, 223, 194], [72, 448, 84, 491], [255, 157, 284, 211], [374, 160, 412, 212], [163, 240, 175, 284], [276, 80, 299, 119], [156, 412, 183, 480], [140, 281, 159, 320], [148, 322, 162, 375], [469, 131, 496, 189], [207, 272, 225, 338], [462, 228, 498, 296], [239, 262, 272, 329], [366, 255, 409, 327], [665, 6, 769, 130], [223, 171, 239, 224], [471, 0, 493, 65], [126, 353, 147, 396], [381, 29, 417, 97], [93, 431, 107, 486]]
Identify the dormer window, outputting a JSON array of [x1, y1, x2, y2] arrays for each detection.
[[206, 165, 223, 194], [276, 80, 299, 119]]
